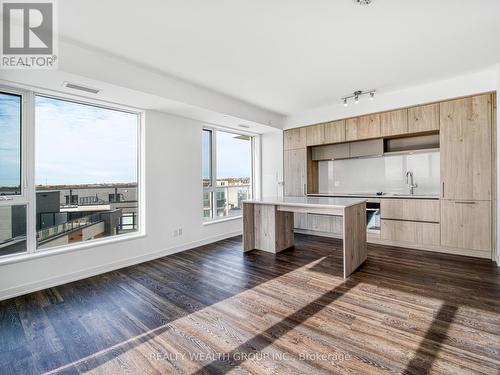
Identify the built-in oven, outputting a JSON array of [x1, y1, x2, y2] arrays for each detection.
[[366, 201, 380, 234]]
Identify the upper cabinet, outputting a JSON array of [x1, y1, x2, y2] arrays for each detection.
[[324, 120, 346, 144], [440, 94, 492, 200], [306, 124, 324, 146], [346, 114, 380, 141], [408, 103, 440, 133], [380, 109, 408, 137], [284, 127, 307, 150], [306, 120, 345, 146]]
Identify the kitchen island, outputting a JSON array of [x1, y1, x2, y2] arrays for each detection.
[[243, 196, 367, 278]]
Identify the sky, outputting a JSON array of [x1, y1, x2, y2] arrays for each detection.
[[0, 93, 22, 187], [203, 130, 252, 179], [35, 96, 138, 185]]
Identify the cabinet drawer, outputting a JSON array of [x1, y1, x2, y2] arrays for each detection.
[[381, 220, 440, 246], [381, 199, 440, 222], [441, 200, 491, 252]]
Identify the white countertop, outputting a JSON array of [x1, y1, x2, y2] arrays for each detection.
[[309, 192, 440, 200], [244, 196, 367, 208]]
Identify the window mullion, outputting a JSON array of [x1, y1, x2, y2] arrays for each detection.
[[25, 91, 36, 253]]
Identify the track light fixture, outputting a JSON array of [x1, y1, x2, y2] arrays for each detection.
[[341, 90, 376, 107]]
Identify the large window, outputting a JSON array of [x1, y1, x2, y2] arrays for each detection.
[[35, 96, 140, 249], [202, 128, 253, 221], [0, 92, 22, 196], [0, 90, 27, 257], [0, 85, 143, 259]]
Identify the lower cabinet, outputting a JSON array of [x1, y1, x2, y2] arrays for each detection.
[[381, 219, 440, 246], [440, 200, 491, 253]]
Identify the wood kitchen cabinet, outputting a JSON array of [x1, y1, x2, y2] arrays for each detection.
[[324, 120, 346, 144], [381, 199, 440, 223], [408, 103, 440, 133], [284, 127, 307, 150], [284, 148, 306, 196], [306, 124, 324, 146], [380, 109, 408, 137], [346, 114, 380, 141], [440, 94, 492, 200], [441, 200, 491, 254], [381, 220, 440, 246], [307, 120, 346, 146]]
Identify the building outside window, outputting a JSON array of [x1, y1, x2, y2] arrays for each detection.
[[202, 128, 253, 221], [0, 86, 143, 259], [35, 96, 140, 249]]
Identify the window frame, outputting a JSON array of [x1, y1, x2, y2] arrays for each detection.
[[202, 126, 255, 222], [0, 84, 146, 265]]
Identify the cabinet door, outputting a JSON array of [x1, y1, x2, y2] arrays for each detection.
[[311, 143, 350, 161], [380, 109, 408, 137], [346, 114, 380, 141], [306, 124, 324, 146], [441, 200, 491, 252], [381, 220, 440, 246], [349, 139, 384, 158], [408, 103, 439, 133], [324, 120, 346, 144], [440, 94, 492, 200], [284, 128, 307, 150], [284, 149, 306, 196]]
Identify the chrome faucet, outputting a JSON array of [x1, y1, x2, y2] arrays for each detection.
[[406, 171, 418, 195]]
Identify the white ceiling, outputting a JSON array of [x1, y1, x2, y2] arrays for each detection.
[[56, 0, 500, 115]]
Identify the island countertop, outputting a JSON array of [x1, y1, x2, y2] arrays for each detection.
[[243, 196, 367, 209]]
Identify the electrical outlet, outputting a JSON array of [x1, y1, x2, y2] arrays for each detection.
[[178, 228, 183, 236]]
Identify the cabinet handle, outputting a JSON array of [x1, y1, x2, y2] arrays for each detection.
[[442, 182, 444, 198], [303, 183, 307, 195], [454, 201, 477, 205]]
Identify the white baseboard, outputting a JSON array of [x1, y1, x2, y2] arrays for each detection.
[[0, 230, 242, 301]]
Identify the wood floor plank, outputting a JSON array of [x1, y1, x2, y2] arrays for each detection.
[[0, 234, 499, 375]]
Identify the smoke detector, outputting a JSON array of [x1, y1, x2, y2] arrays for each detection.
[[354, 0, 372, 5]]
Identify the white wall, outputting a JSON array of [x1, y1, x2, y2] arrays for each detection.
[[0, 110, 243, 300], [261, 130, 284, 198]]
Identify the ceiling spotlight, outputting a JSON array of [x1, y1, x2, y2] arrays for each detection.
[[341, 89, 376, 106], [354, 0, 372, 5]]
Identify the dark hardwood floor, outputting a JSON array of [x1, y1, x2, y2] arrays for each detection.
[[1, 234, 499, 374]]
